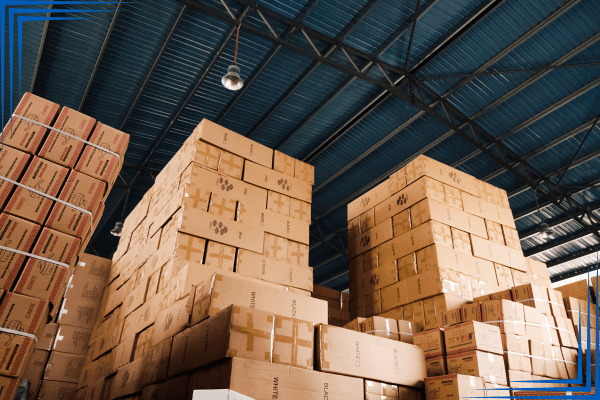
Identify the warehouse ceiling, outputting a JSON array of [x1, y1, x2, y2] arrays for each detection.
[[8, 0, 600, 290]]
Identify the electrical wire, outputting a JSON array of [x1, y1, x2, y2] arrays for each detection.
[[234, 26, 239, 65]]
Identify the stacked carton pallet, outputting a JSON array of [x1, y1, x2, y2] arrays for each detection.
[[0, 93, 127, 399], [73, 120, 427, 400], [311, 285, 350, 326], [22, 253, 111, 399]]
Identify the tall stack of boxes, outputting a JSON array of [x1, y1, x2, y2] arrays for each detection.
[[312, 285, 351, 326], [73, 119, 427, 400], [0, 93, 127, 399]]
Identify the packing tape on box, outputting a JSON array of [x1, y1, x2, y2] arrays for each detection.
[[11, 113, 121, 161], [0, 245, 69, 269], [0, 174, 93, 236], [0, 326, 37, 342]]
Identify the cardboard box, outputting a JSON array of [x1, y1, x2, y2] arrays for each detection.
[[414, 328, 445, 358], [273, 315, 315, 369], [413, 244, 494, 282], [485, 219, 505, 245], [462, 192, 516, 229], [23, 348, 49, 382], [392, 208, 411, 238], [4, 156, 68, 224], [312, 285, 340, 300], [502, 225, 520, 250], [44, 351, 86, 383], [218, 150, 244, 179], [0, 292, 48, 338], [194, 357, 362, 400], [481, 300, 526, 336], [111, 358, 145, 399], [362, 316, 399, 340], [151, 299, 190, 347], [483, 382, 510, 398], [273, 150, 295, 177], [52, 325, 92, 355], [424, 374, 484, 400], [378, 221, 454, 264], [268, 190, 291, 216], [75, 122, 129, 185], [556, 280, 590, 302], [349, 218, 393, 258], [343, 317, 366, 332], [316, 324, 427, 387], [411, 198, 487, 238], [461, 303, 481, 323], [244, 161, 311, 203], [0, 213, 41, 290], [471, 235, 527, 271], [426, 356, 447, 377], [14, 228, 78, 304], [46, 170, 106, 238], [451, 228, 472, 255], [57, 294, 101, 330], [295, 159, 314, 185], [389, 167, 407, 195], [75, 253, 111, 283], [404, 301, 426, 330], [525, 258, 552, 288], [446, 350, 507, 385], [0, 145, 30, 209], [444, 321, 503, 355], [192, 119, 273, 168], [512, 283, 551, 315], [37, 380, 78, 400], [494, 264, 512, 288], [191, 273, 328, 325], [442, 308, 462, 327], [398, 320, 419, 344], [140, 337, 172, 387], [38, 322, 58, 350], [237, 249, 313, 291], [2, 92, 60, 153], [0, 376, 19, 400], [424, 294, 469, 330], [348, 179, 391, 221], [360, 208, 375, 232], [289, 198, 311, 225], [362, 261, 398, 292], [406, 155, 478, 195], [38, 107, 96, 167], [406, 268, 470, 305], [506, 370, 532, 389]]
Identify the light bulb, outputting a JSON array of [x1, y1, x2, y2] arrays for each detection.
[[538, 223, 554, 240], [110, 222, 123, 237], [222, 65, 243, 91]]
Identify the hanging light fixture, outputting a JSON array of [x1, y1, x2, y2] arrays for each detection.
[[111, 189, 129, 237], [222, 26, 243, 90], [534, 187, 554, 241]]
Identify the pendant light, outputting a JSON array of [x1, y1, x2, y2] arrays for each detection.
[[111, 189, 129, 237], [222, 26, 244, 91]]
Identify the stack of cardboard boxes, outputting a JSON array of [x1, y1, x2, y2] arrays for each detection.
[[311, 285, 350, 326], [23, 253, 111, 399], [0, 93, 127, 399], [74, 119, 428, 400]]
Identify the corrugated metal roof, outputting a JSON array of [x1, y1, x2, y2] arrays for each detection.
[[12, 0, 600, 287]]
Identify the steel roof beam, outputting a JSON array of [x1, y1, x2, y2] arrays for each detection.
[[273, 0, 438, 152], [79, 0, 123, 112], [245, 0, 388, 139], [215, 0, 322, 125], [524, 229, 594, 257], [519, 204, 600, 241], [483, 117, 600, 182], [312, 253, 345, 270], [317, 269, 349, 286], [550, 261, 599, 282], [30, 4, 53, 93], [546, 245, 599, 268], [119, 5, 188, 130]]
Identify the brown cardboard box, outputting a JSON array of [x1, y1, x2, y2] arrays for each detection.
[[485, 220, 505, 245], [444, 321, 503, 355], [362, 248, 378, 272], [46, 170, 106, 238], [0, 292, 48, 338], [397, 253, 417, 281], [192, 119, 273, 168], [424, 374, 484, 400], [389, 168, 407, 195], [263, 233, 288, 261], [554, 316, 577, 348], [442, 308, 462, 327], [38, 381, 78, 400], [404, 301, 426, 329], [462, 192, 516, 228], [512, 283, 551, 315], [483, 382, 510, 398], [38, 107, 96, 168], [411, 198, 487, 238], [4, 156, 68, 224], [556, 280, 590, 302], [53, 325, 92, 355], [451, 228, 472, 255], [140, 338, 172, 386], [348, 180, 391, 221], [413, 244, 494, 281], [38, 322, 58, 350], [273, 315, 315, 369], [23, 348, 49, 382], [57, 294, 101, 330], [494, 264, 513, 288], [134, 325, 154, 361], [349, 218, 393, 258], [446, 350, 507, 385], [426, 356, 448, 377], [547, 288, 568, 318], [244, 161, 311, 203], [392, 209, 411, 238], [274, 150, 295, 177], [343, 317, 366, 332], [414, 328, 445, 358], [362, 316, 399, 340], [197, 357, 363, 400], [204, 241, 235, 271], [525, 258, 552, 288], [362, 261, 398, 292], [0, 376, 19, 400], [111, 358, 145, 399], [481, 300, 526, 336], [501, 334, 531, 372], [316, 324, 426, 387], [2, 92, 59, 153], [506, 370, 532, 389], [76, 253, 111, 284], [44, 352, 86, 383], [290, 198, 311, 224], [360, 208, 375, 232], [75, 122, 129, 185], [476, 180, 510, 209], [461, 303, 481, 323], [380, 280, 408, 313], [151, 299, 190, 347], [471, 235, 527, 271], [0, 145, 30, 209], [295, 159, 314, 185], [236, 249, 313, 291], [407, 268, 469, 305], [502, 225, 520, 250], [406, 155, 478, 195], [312, 285, 340, 300], [0, 213, 41, 290], [378, 221, 454, 264], [112, 335, 135, 372], [14, 228, 78, 304], [398, 320, 419, 344], [218, 150, 244, 179], [190, 273, 328, 325], [268, 190, 291, 216], [424, 294, 468, 330]]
